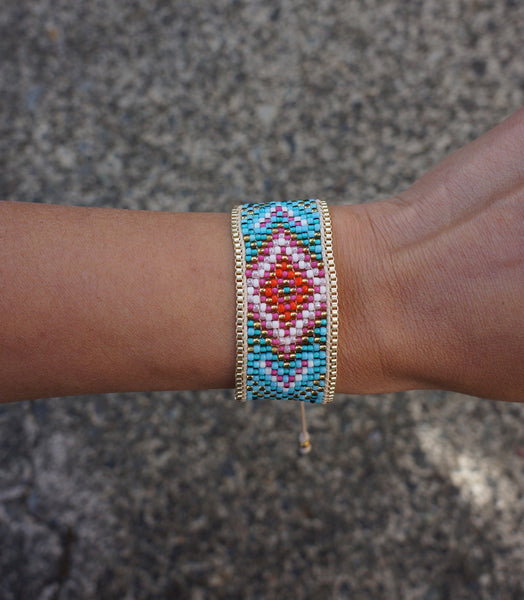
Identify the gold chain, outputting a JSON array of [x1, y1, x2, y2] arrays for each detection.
[[318, 200, 339, 404], [231, 205, 247, 401]]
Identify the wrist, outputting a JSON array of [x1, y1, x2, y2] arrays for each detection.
[[330, 202, 425, 395]]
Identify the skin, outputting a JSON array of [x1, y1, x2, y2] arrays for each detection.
[[0, 108, 523, 403]]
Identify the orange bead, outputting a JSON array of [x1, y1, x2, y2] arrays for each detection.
[[278, 304, 285, 313]]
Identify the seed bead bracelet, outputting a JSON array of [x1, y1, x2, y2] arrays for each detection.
[[231, 199, 338, 406]]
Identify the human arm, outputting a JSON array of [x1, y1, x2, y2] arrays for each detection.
[[1, 108, 523, 403]]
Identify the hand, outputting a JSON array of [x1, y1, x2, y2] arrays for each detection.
[[333, 107, 524, 401]]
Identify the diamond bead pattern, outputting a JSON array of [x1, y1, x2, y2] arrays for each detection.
[[238, 199, 333, 403]]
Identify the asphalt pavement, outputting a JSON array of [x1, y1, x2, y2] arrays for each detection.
[[1, 1, 524, 598]]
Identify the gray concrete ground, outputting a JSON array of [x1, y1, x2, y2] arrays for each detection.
[[1, 1, 524, 598]]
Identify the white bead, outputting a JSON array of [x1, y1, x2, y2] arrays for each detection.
[[279, 329, 285, 338], [299, 260, 306, 269], [320, 285, 326, 294], [296, 319, 303, 328], [307, 269, 313, 278], [247, 286, 254, 295], [274, 245, 281, 254], [271, 375, 277, 382], [265, 367, 272, 375], [290, 327, 296, 336], [286, 247, 292, 255]]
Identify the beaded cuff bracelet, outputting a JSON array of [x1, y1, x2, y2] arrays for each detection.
[[231, 199, 338, 404]]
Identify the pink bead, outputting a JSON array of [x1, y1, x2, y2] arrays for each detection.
[[314, 286, 320, 293], [253, 312, 259, 319], [315, 310, 321, 317], [272, 369, 277, 375], [318, 269, 325, 276], [312, 261, 318, 268], [248, 303, 254, 311], [302, 360, 308, 366], [277, 375, 283, 382]]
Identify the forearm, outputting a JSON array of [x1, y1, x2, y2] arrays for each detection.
[[0, 201, 237, 401]]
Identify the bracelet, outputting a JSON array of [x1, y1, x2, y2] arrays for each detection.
[[231, 199, 338, 404]]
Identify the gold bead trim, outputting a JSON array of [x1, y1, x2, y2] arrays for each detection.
[[231, 205, 247, 402], [317, 199, 338, 404]]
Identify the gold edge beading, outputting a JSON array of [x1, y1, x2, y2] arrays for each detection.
[[317, 199, 338, 404], [231, 205, 248, 402]]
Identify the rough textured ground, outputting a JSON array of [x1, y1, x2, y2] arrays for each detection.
[[1, 1, 524, 599]]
